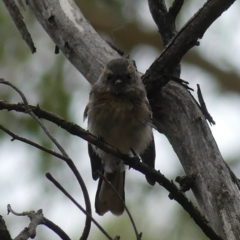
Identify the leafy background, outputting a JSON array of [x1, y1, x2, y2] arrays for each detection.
[[0, 0, 240, 239]]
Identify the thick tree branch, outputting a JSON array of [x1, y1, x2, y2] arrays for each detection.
[[0, 216, 12, 240], [143, 0, 237, 95], [152, 82, 240, 239], [147, 0, 182, 82], [169, 0, 184, 20], [78, 2, 240, 94], [144, 1, 240, 239], [27, 0, 119, 84], [148, 0, 179, 45]]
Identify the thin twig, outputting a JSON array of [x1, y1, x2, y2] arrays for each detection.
[[0, 79, 92, 240], [168, 75, 194, 91], [97, 170, 141, 240], [2, 0, 36, 53], [0, 100, 224, 240], [0, 120, 93, 240], [197, 84, 216, 125], [7, 205, 44, 240], [42, 218, 71, 240], [0, 79, 68, 158], [0, 125, 88, 240], [0, 123, 69, 162], [46, 173, 115, 240]]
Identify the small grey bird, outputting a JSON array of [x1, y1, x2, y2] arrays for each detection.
[[84, 58, 155, 216]]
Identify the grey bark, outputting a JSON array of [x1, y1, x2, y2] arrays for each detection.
[[27, 0, 119, 84], [26, 0, 240, 239], [156, 82, 240, 239]]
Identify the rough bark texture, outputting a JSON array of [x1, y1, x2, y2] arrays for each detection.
[[25, 0, 240, 239], [155, 82, 240, 239], [27, 0, 119, 84]]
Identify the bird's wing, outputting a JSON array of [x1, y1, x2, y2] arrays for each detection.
[[83, 90, 94, 121], [140, 97, 156, 185], [140, 135, 156, 186], [88, 143, 102, 180], [144, 97, 153, 120], [83, 104, 89, 122]]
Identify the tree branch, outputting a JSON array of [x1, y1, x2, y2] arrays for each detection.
[[79, 2, 240, 94], [42, 218, 71, 240], [144, 2, 240, 237], [27, 0, 120, 85], [197, 84, 215, 125], [169, 0, 184, 20], [7, 205, 43, 240], [148, 0, 179, 45], [143, 0, 237, 95], [2, 0, 36, 53], [0, 120, 109, 239], [152, 81, 240, 239], [147, 0, 181, 78], [4, 0, 240, 238], [46, 173, 115, 240], [0, 79, 92, 240], [0, 123, 69, 161], [0, 216, 12, 240], [0, 100, 223, 240], [7, 205, 71, 240]]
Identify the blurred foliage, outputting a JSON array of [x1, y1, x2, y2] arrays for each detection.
[[0, 0, 239, 240]]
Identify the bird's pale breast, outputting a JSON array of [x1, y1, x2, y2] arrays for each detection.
[[88, 93, 152, 155]]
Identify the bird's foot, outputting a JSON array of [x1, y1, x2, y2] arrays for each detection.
[[130, 148, 141, 169], [95, 135, 104, 150]]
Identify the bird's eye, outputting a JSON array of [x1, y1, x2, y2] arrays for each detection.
[[125, 73, 132, 79], [106, 74, 113, 80]]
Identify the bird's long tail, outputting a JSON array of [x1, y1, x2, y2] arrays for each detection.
[[95, 171, 125, 216]]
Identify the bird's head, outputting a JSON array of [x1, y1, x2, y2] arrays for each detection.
[[99, 58, 141, 94]]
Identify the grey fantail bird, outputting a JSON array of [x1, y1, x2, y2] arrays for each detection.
[[84, 58, 155, 216]]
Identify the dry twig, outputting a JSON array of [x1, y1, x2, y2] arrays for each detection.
[[46, 173, 116, 240], [2, 0, 36, 53], [0, 99, 223, 240], [0, 79, 91, 240], [8, 205, 43, 240]]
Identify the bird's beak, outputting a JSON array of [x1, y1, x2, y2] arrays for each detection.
[[115, 79, 122, 85]]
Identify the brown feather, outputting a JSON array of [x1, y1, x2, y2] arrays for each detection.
[[95, 171, 125, 216]]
